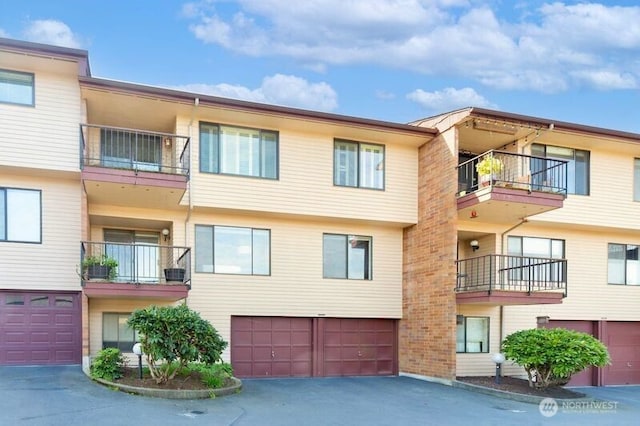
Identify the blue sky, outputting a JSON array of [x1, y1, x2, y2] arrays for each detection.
[[2, 1, 640, 132]]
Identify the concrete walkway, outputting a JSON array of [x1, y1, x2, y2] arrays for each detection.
[[0, 366, 638, 425]]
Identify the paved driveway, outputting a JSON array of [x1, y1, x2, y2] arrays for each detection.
[[0, 366, 638, 426]]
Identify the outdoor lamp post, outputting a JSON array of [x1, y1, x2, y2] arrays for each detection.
[[492, 353, 506, 384], [132, 343, 143, 379]]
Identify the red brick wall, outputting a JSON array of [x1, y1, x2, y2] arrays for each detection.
[[400, 134, 457, 379]]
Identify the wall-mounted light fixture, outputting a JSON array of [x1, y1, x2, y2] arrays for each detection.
[[470, 240, 480, 252], [162, 228, 170, 242], [164, 137, 172, 147]]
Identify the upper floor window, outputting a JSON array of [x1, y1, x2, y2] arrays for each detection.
[[200, 123, 278, 179], [0, 69, 34, 106], [323, 234, 372, 280], [634, 159, 640, 202], [334, 140, 384, 189], [531, 144, 589, 195], [195, 225, 270, 275], [608, 243, 640, 285], [0, 188, 41, 243], [507, 236, 565, 281]]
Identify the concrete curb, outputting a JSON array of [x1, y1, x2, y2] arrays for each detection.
[[93, 376, 242, 399], [452, 380, 595, 405]]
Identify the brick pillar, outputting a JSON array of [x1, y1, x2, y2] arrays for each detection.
[[400, 134, 457, 380]]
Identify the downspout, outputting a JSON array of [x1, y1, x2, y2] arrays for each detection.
[[184, 97, 199, 301], [498, 218, 528, 346]]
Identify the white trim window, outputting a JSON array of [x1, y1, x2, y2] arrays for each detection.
[[456, 316, 489, 353], [0, 188, 41, 243], [200, 123, 278, 179], [0, 69, 34, 106], [334, 140, 384, 189], [608, 243, 640, 285]]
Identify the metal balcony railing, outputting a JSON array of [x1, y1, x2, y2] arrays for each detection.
[[80, 124, 190, 176], [456, 254, 567, 296], [457, 150, 567, 195], [81, 241, 191, 286]]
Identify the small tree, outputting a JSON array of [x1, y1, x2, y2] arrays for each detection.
[[127, 304, 227, 384], [501, 328, 609, 389]]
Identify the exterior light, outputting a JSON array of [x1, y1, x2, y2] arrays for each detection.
[[132, 343, 143, 379], [162, 228, 170, 242], [470, 240, 480, 252], [492, 352, 506, 384]]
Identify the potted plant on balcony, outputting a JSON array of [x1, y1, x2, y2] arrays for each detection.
[[83, 254, 118, 281], [476, 155, 503, 187], [164, 263, 186, 283]]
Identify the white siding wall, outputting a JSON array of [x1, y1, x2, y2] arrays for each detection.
[[186, 212, 404, 361], [187, 124, 418, 225], [0, 174, 81, 290], [0, 70, 81, 172]]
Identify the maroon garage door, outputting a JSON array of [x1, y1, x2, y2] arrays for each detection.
[[604, 322, 640, 385], [0, 291, 82, 365], [231, 316, 397, 378]]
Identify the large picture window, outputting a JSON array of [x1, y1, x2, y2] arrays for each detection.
[[334, 140, 384, 189], [608, 243, 640, 285], [200, 123, 278, 179], [531, 144, 589, 195], [456, 316, 489, 353], [507, 236, 565, 281], [323, 234, 372, 280], [103, 313, 139, 352], [0, 69, 34, 106], [0, 188, 41, 243], [195, 225, 270, 275]]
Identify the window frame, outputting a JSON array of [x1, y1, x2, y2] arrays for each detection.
[[608, 242, 640, 286], [456, 315, 490, 354], [102, 312, 139, 353], [195, 224, 271, 276], [0, 187, 42, 244], [634, 159, 640, 202], [322, 233, 373, 280], [0, 69, 35, 106], [506, 236, 566, 282], [531, 143, 590, 195], [333, 139, 385, 190], [199, 122, 279, 179]]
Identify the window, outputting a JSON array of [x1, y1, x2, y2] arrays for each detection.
[[200, 123, 278, 179], [104, 229, 160, 283], [608, 243, 640, 285], [634, 159, 640, 202], [334, 140, 384, 189], [0, 69, 34, 106], [103, 313, 138, 352], [456, 316, 489, 353], [0, 188, 41, 243], [100, 129, 162, 171], [323, 234, 372, 279], [507, 236, 565, 281], [531, 144, 589, 195], [195, 225, 270, 275]]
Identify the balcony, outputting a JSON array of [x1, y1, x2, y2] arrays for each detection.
[[456, 254, 567, 305], [80, 124, 190, 208], [457, 150, 567, 223], [81, 241, 191, 301]]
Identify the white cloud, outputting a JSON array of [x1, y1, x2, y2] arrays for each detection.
[[174, 73, 338, 111], [0, 28, 8, 38], [184, 1, 640, 93], [407, 87, 495, 111], [22, 20, 82, 48]]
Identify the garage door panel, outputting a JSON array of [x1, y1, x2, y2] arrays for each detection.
[[252, 331, 273, 345], [272, 331, 291, 344], [0, 291, 81, 365], [605, 322, 640, 385], [545, 320, 595, 386]]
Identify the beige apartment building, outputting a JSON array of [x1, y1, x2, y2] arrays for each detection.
[[1, 38, 638, 385]]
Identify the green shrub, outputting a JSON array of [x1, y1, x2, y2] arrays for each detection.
[[127, 304, 228, 384], [501, 328, 610, 389], [188, 362, 234, 388], [90, 348, 126, 381]]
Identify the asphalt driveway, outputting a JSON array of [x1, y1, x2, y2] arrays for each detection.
[[0, 366, 638, 426]]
